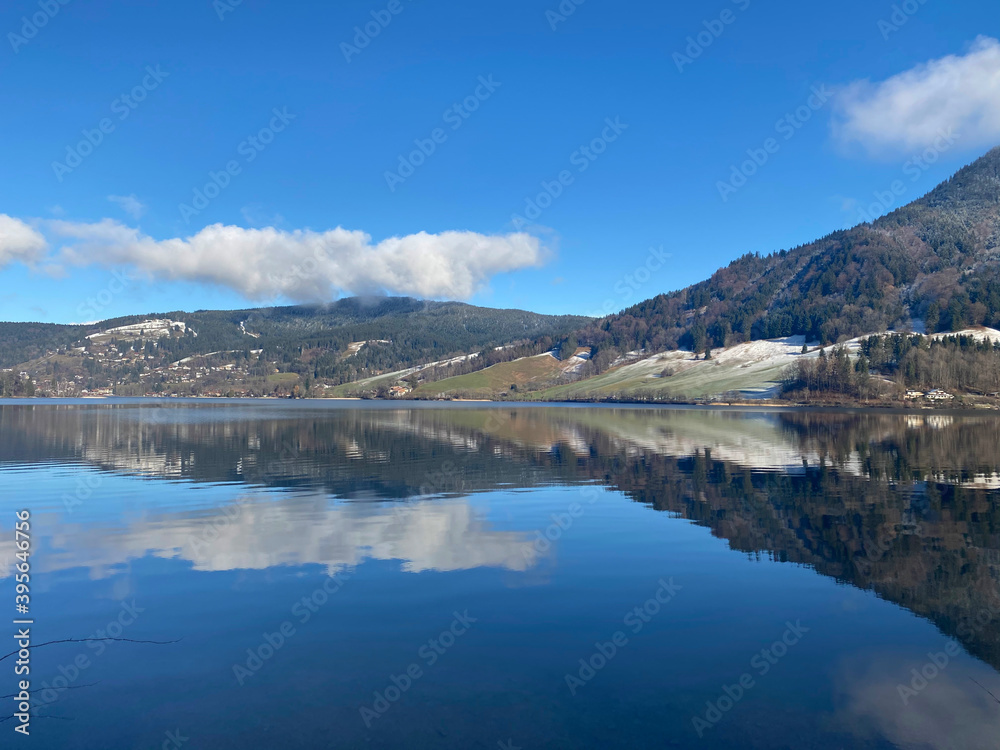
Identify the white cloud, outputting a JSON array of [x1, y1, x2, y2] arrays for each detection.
[[0, 214, 48, 267], [107, 194, 146, 220], [44, 219, 546, 301], [833, 36, 1000, 155], [0, 494, 538, 578], [835, 655, 1000, 750]]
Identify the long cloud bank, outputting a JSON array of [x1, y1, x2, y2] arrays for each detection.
[[833, 36, 1000, 155], [0, 215, 546, 301]]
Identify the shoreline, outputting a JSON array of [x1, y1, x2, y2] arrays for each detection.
[[1, 394, 996, 414]]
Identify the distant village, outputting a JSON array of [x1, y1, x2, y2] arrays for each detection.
[[6, 319, 296, 398], [2, 317, 994, 406], [2, 318, 426, 400]]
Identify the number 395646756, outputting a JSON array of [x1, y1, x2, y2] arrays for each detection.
[[14, 510, 30, 615]]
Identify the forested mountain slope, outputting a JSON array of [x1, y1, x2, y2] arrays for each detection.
[[0, 298, 589, 387], [575, 147, 1000, 370]]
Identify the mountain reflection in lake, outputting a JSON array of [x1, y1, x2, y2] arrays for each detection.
[[1, 400, 998, 749]]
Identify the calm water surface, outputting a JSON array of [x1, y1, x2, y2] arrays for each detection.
[[1, 400, 999, 749]]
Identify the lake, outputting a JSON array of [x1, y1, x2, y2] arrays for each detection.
[[1, 400, 999, 749]]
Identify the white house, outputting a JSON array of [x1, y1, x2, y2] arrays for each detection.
[[925, 389, 955, 401]]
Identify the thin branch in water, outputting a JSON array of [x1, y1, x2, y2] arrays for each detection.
[[0, 681, 102, 700], [0, 712, 74, 724], [0, 637, 180, 663], [970, 677, 1000, 705]]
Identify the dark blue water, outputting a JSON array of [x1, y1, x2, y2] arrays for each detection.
[[1, 400, 998, 748]]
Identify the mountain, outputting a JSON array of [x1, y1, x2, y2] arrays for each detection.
[[6, 147, 1000, 401], [0, 298, 589, 397], [575, 146, 1000, 370], [386, 147, 1000, 402]]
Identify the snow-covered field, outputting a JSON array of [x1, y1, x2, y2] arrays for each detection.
[[87, 319, 193, 341], [540, 334, 876, 400], [539, 336, 820, 399], [933, 327, 1000, 344], [544, 328, 1000, 400], [536, 347, 592, 375], [345, 340, 392, 357], [338, 326, 1000, 400], [560, 348, 592, 375], [332, 351, 485, 392]]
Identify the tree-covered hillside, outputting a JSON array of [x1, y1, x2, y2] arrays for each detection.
[[0, 322, 88, 368], [0, 298, 590, 386], [573, 146, 1000, 371]]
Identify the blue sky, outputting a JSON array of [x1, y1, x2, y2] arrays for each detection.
[[0, 0, 998, 323]]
